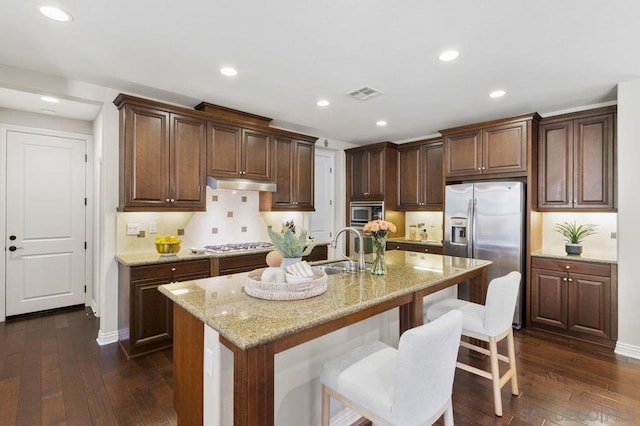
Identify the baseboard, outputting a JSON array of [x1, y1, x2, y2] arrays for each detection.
[[614, 341, 640, 360], [96, 329, 119, 346]]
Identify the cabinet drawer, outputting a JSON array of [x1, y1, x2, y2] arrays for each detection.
[[531, 257, 610, 277], [130, 259, 210, 281], [217, 253, 268, 276], [387, 242, 444, 254]]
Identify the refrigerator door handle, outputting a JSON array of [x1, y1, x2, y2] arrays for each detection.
[[471, 198, 478, 258], [467, 199, 473, 258]]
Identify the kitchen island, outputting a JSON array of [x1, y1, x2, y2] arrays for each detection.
[[159, 250, 491, 425]]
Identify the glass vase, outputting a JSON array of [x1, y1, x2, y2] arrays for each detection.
[[370, 237, 387, 276]]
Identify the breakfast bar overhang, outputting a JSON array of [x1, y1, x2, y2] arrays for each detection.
[[159, 251, 491, 425]]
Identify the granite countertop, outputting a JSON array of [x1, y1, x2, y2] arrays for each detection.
[[387, 237, 443, 247], [116, 243, 329, 267], [531, 249, 617, 264], [158, 250, 490, 350]]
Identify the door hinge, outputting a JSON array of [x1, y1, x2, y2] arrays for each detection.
[[84, 285, 87, 293], [85, 154, 88, 162], [330, 167, 332, 173], [84, 197, 87, 206], [330, 232, 332, 238], [329, 200, 333, 206], [84, 242, 87, 250]]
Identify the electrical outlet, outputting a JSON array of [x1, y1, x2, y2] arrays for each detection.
[[137, 230, 145, 238], [177, 228, 185, 236], [126, 223, 140, 235], [212, 227, 218, 234], [149, 222, 157, 234], [611, 232, 617, 239]]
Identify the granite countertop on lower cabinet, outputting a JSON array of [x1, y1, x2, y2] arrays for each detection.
[[115, 248, 274, 267], [531, 249, 617, 264], [387, 237, 443, 247]]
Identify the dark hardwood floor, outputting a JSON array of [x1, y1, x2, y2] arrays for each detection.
[[1, 307, 639, 425]]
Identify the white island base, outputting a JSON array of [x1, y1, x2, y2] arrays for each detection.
[[205, 309, 400, 425]]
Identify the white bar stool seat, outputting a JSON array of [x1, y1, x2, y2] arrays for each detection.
[[320, 310, 463, 426], [425, 271, 521, 417]]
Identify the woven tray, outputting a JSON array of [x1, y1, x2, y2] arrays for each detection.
[[245, 268, 328, 300]]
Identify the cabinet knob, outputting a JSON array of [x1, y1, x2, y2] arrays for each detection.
[[171, 267, 176, 272], [478, 167, 482, 171], [166, 198, 170, 202], [170, 199, 175, 203], [563, 278, 568, 281], [568, 278, 573, 282], [424, 248, 429, 252], [565, 265, 570, 269], [482, 166, 486, 170]]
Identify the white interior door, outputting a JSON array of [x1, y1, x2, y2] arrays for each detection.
[[5, 129, 86, 316], [310, 150, 335, 246]]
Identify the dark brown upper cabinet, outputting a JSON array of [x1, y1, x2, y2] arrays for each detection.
[[441, 113, 540, 181], [397, 138, 443, 210], [346, 142, 398, 205], [260, 136, 316, 211], [115, 94, 206, 211], [206, 122, 272, 181], [537, 106, 616, 211]]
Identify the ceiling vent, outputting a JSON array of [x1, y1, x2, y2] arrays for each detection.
[[348, 86, 383, 101]]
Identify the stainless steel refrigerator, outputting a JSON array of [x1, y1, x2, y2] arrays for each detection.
[[445, 181, 525, 327]]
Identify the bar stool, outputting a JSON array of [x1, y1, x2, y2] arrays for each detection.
[[320, 310, 463, 425], [425, 271, 521, 417]]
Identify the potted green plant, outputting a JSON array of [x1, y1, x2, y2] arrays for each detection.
[[267, 221, 315, 268], [554, 220, 597, 255]]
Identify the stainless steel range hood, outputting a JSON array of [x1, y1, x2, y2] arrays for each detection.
[[206, 176, 277, 192]]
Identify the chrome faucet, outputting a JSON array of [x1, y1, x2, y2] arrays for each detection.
[[330, 227, 366, 271]]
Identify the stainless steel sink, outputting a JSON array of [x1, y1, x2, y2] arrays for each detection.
[[313, 260, 371, 274]]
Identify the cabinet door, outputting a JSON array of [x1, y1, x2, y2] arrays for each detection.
[[242, 129, 271, 181], [170, 113, 206, 210], [568, 273, 611, 338], [444, 131, 481, 177], [122, 104, 170, 208], [366, 147, 385, 199], [271, 136, 294, 207], [423, 142, 443, 209], [206, 122, 242, 178], [293, 140, 314, 210], [349, 150, 369, 199], [573, 113, 615, 209], [538, 120, 573, 209], [397, 145, 422, 210], [531, 268, 568, 329], [482, 121, 527, 175], [132, 280, 173, 350]]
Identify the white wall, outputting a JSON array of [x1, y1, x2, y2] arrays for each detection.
[[0, 108, 93, 134], [615, 80, 640, 358]]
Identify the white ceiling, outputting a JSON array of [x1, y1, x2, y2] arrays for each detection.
[[1, 0, 639, 144]]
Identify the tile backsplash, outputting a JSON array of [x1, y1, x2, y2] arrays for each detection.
[[117, 187, 310, 253], [540, 212, 617, 257], [404, 211, 444, 243]]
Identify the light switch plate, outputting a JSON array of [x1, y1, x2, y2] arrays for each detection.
[[126, 223, 140, 235]]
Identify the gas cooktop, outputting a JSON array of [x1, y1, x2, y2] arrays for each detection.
[[204, 242, 274, 253]]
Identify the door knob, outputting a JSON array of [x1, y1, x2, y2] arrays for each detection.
[[9, 246, 24, 252]]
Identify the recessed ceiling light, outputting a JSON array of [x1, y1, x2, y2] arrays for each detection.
[[439, 50, 460, 62], [220, 67, 238, 77], [376, 120, 388, 127], [489, 90, 506, 98], [316, 100, 330, 107], [39, 5, 72, 22], [40, 96, 60, 103]]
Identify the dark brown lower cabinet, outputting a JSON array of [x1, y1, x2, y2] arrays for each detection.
[[386, 241, 444, 255], [118, 259, 210, 358], [210, 245, 329, 276], [530, 257, 616, 347]]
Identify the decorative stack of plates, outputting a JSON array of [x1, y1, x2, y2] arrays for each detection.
[[245, 268, 328, 300]]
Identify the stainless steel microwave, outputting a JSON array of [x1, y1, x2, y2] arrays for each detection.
[[350, 201, 384, 226]]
